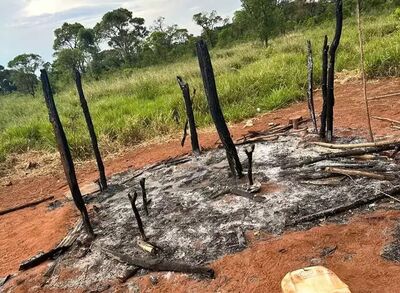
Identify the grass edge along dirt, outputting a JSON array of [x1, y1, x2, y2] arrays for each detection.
[[0, 12, 399, 164]]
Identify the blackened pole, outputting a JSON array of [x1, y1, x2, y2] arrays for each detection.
[[176, 76, 201, 155], [40, 70, 94, 237], [326, 0, 343, 142], [320, 35, 329, 138], [306, 40, 317, 133], [75, 70, 107, 190], [196, 40, 243, 177]]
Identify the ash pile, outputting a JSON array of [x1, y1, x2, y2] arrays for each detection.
[[44, 132, 400, 290]]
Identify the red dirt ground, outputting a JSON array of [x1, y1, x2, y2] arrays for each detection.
[[1, 77, 399, 292]]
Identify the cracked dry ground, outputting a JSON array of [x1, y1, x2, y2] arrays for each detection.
[[1, 77, 400, 292]]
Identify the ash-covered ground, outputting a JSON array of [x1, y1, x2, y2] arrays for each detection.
[[45, 135, 400, 290]]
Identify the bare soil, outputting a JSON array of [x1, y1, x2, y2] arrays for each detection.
[[1, 77, 400, 292]]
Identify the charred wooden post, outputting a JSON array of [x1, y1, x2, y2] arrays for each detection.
[[307, 40, 317, 133], [128, 192, 146, 241], [177, 76, 200, 154], [320, 35, 329, 138], [40, 69, 94, 237], [139, 178, 148, 216], [75, 70, 107, 191], [326, 0, 343, 142], [245, 145, 255, 186], [196, 40, 243, 178]]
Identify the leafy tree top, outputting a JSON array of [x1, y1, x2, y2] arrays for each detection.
[[7, 54, 43, 74]]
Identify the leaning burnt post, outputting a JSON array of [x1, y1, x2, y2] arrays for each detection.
[[75, 70, 107, 191], [196, 40, 243, 178], [307, 40, 318, 133], [139, 178, 148, 216], [320, 35, 329, 138], [326, 0, 343, 142], [244, 145, 255, 186], [176, 76, 201, 155], [40, 69, 94, 237], [128, 192, 147, 241]]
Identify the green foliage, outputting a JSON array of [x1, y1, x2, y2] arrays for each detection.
[[193, 10, 227, 47], [95, 8, 148, 64], [7, 53, 43, 96]]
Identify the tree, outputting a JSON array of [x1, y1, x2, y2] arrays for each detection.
[[53, 23, 98, 73], [95, 8, 148, 64], [193, 10, 227, 47], [8, 54, 43, 96], [240, 0, 281, 46], [0, 66, 16, 94]]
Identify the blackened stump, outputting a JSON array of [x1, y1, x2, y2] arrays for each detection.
[[75, 70, 107, 190], [40, 69, 94, 237], [176, 76, 200, 154], [196, 40, 243, 178]]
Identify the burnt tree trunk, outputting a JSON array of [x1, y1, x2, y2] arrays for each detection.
[[40, 70, 94, 237], [196, 40, 243, 178], [176, 76, 201, 155], [320, 35, 329, 138], [75, 70, 107, 190], [307, 40, 317, 133], [326, 0, 343, 142]]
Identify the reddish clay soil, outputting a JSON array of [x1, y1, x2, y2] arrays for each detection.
[[1, 77, 400, 291]]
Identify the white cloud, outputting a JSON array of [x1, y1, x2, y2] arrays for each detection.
[[24, 0, 89, 16]]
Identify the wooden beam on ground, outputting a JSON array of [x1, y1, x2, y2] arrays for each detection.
[[196, 39, 242, 178], [75, 70, 107, 191], [101, 248, 215, 278], [286, 186, 400, 227], [311, 139, 400, 149], [40, 69, 94, 237], [282, 143, 398, 169], [368, 92, 400, 101], [0, 196, 54, 216], [324, 167, 391, 181], [372, 116, 400, 125]]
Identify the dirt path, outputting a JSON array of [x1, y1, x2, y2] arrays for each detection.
[[0, 77, 399, 290]]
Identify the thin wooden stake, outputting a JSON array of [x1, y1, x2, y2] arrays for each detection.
[[307, 40, 318, 133], [177, 76, 200, 154], [75, 70, 107, 190], [139, 178, 148, 216], [356, 0, 374, 142], [128, 192, 146, 241], [40, 69, 94, 237], [196, 40, 243, 178]]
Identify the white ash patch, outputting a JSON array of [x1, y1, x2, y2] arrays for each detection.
[[46, 135, 399, 290]]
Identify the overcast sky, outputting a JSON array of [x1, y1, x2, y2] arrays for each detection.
[[0, 0, 242, 66]]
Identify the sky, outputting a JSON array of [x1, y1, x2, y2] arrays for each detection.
[[0, 0, 242, 66]]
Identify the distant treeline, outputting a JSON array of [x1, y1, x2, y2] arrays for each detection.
[[1, 0, 399, 96]]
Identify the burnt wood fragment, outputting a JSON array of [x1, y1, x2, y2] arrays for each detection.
[[128, 192, 147, 240]]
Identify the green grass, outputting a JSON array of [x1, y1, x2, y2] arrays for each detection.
[[1, 12, 399, 163]]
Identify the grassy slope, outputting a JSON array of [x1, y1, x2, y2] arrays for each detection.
[[0, 13, 399, 162]]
